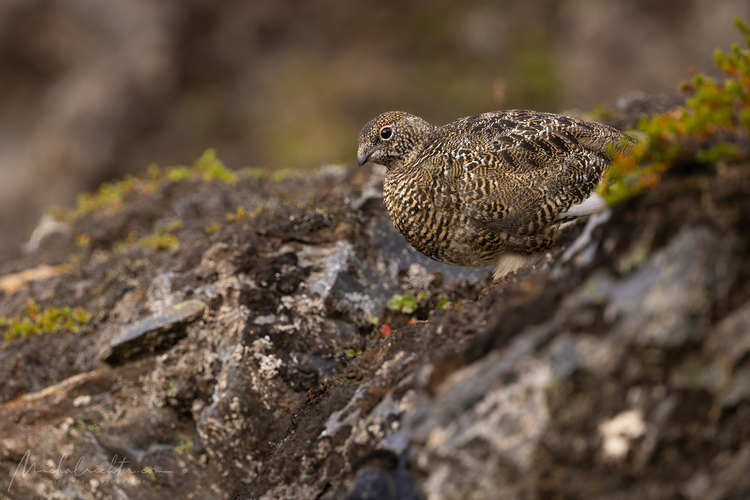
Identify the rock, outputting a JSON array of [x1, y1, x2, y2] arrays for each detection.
[[298, 239, 401, 326], [104, 300, 207, 363], [345, 453, 421, 500], [3, 119, 750, 499], [404, 326, 556, 500], [603, 227, 737, 348]]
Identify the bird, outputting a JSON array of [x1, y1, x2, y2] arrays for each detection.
[[356, 110, 632, 279]]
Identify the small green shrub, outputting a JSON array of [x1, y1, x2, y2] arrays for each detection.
[[600, 19, 750, 204]]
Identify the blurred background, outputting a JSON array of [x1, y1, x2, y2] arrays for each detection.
[[1, 0, 749, 262]]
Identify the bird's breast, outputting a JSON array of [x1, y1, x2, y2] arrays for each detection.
[[383, 168, 501, 268]]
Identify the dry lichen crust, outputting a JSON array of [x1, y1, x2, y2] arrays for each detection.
[[357, 110, 630, 270]]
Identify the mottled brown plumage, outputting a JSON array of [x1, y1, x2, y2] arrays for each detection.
[[357, 110, 632, 278]]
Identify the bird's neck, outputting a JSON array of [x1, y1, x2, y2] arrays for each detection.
[[389, 128, 435, 173]]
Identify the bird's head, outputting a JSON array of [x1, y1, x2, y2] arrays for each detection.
[[357, 111, 434, 170]]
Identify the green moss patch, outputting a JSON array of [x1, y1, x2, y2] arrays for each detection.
[[2, 299, 90, 342], [51, 149, 237, 224]]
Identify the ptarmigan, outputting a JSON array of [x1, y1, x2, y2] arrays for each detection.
[[357, 110, 631, 278]]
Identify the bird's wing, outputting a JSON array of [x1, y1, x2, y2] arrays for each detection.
[[446, 111, 624, 237]]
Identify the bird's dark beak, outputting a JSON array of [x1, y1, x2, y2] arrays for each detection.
[[357, 151, 372, 168]]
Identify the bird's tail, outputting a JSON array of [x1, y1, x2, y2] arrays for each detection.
[[492, 252, 542, 280]]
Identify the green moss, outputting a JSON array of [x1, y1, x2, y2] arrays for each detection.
[[167, 378, 179, 398], [173, 439, 194, 456], [131, 218, 184, 251], [226, 206, 247, 222], [52, 149, 237, 224], [164, 166, 193, 182], [239, 167, 266, 181], [2, 299, 91, 341], [138, 232, 179, 251], [112, 231, 139, 253], [87, 420, 102, 435], [600, 18, 750, 204], [50, 174, 139, 223], [192, 148, 238, 184], [269, 168, 299, 183], [225, 206, 263, 223], [143, 466, 156, 482], [160, 219, 184, 233]]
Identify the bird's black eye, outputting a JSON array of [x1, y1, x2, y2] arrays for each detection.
[[379, 125, 393, 140]]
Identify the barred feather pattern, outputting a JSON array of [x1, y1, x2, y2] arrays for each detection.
[[357, 110, 632, 274]]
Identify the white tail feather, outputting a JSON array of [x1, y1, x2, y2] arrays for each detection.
[[492, 253, 540, 280], [558, 193, 605, 220]]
